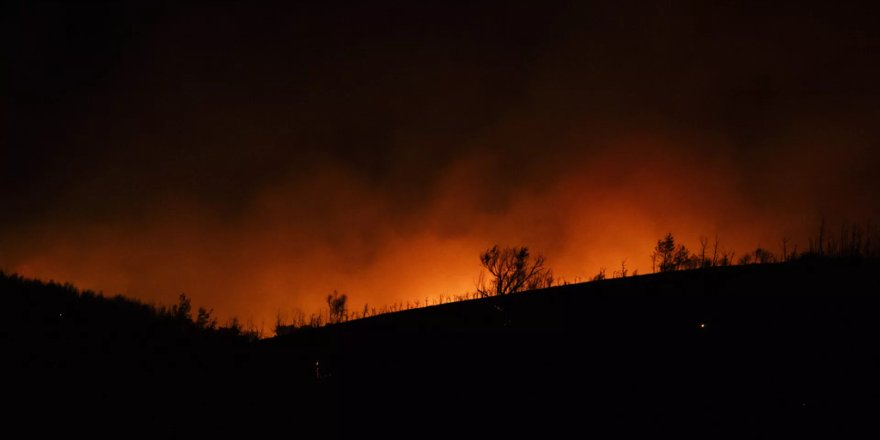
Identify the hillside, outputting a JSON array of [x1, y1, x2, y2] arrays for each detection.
[[4, 259, 880, 436], [0, 272, 276, 436], [262, 259, 880, 436]]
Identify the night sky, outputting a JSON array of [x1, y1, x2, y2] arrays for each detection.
[[4, 1, 879, 326]]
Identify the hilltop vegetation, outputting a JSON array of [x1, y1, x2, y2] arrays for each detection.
[[1, 270, 333, 436], [275, 221, 880, 333], [2, 272, 258, 370]]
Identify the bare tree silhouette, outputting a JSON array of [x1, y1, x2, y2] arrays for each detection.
[[327, 290, 348, 324], [614, 259, 628, 278], [477, 245, 552, 297]]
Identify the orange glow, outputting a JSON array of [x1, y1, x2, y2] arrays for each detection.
[[4, 0, 880, 339], [2, 131, 877, 329]]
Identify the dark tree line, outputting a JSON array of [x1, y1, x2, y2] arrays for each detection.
[[650, 233, 737, 272], [1, 270, 260, 370], [649, 220, 880, 273]]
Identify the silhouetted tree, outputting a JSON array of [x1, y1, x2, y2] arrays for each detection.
[[654, 234, 674, 272], [327, 290, 348, 324], [226, 317, 242, 334], [719, 250, 734, 266], [698, 236, 712, 268], [477, 245, 550, 297], [172, 293, 192, 321], [653, 233, 691, 272], [614, 259, 628, 278], [753, 247, 776, 264], [196, 307, 217, 329], [682, 253, 702, 270], [711, 234, 721, 266]]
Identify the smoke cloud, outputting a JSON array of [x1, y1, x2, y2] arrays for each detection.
[[3, 1, 879, 325]]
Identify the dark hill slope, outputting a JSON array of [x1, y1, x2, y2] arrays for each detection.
[[1, 272, 259, 374], [0, 273, 289, 437], [4, 261, 879, 437], [262, 259, 880, 436]]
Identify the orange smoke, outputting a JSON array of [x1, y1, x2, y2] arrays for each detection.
[[4, 2, 879, 329], [4, 127, 877, 328]]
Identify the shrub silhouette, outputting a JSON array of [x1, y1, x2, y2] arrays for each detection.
[[477, 245, 552, 297], [754, 247, 776, 264], [196, 307, 217, 329], [1, 270, 258, 374], [327, 290, 348, 324], [652, 233, 691, 272], [172, 293, 192, 322]]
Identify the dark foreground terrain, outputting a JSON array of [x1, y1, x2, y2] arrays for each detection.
[[5, 260, 880, 437]]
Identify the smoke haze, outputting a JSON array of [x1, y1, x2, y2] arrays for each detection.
[[3, 1, 879, 324]]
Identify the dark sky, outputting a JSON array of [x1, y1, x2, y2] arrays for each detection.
[[3, 0, 880, 325]]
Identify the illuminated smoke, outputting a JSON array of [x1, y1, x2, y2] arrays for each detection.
[[3, 2, 878, 325]]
